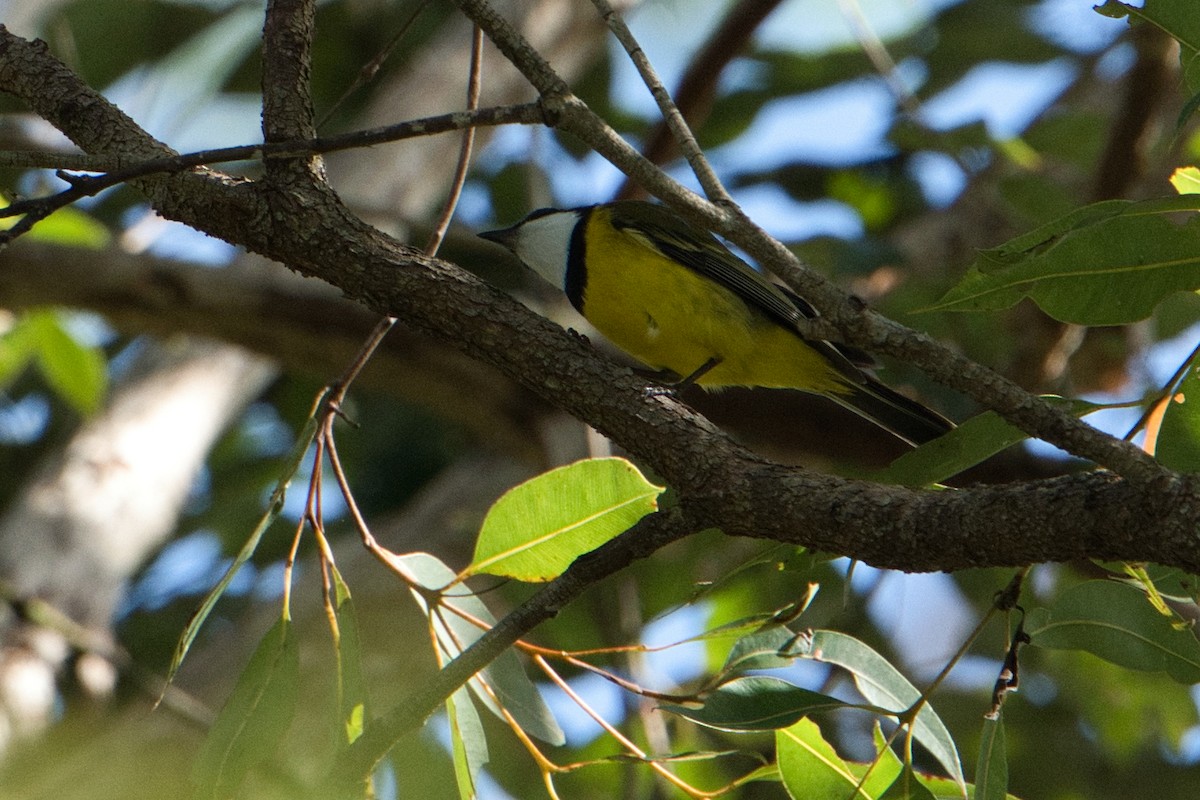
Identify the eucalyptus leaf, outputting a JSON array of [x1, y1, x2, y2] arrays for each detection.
[[331, 566, 368, 747], [399, 553, 564, 746], [928, 196, 1200, 325], [788, 630, 965, 789], [1026, 581, 1200, 682], [659, 676, 846, 732], [191, 616, 299, 800], [469, 457, 662, 582], [974, 716, 1008, 800], [447, 686, 487, 800]]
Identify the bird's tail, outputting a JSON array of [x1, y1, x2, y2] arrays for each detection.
[[833, 379, 954, 447]]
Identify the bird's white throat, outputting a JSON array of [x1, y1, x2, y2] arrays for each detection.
[[510, 210, 581, 288]]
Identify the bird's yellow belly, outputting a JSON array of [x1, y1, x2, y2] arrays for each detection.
[[578, 225, 847, 395]]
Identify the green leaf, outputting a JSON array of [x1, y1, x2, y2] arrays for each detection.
[[879, 767, 939, 800], [330, 567, 368, 747], [26, 206, 111, 248], [870, 397, 1105, 485], [0, 198, 109, 249], [1026, 580, 1200, 682], [447, 686, 487, 800], [659, 676, 846, 732], [973, 716, 1007, 800], [1157, 363, 1200, 472], [1095, 1, 1200, 92], [25, 310, 107, 416], [1170, 166, 1200, 195], [191, 616, 300, 800], [721, 624, 799, 674], [868, 411, 1028, 486], [776, 718, 874, 800], [0, 316, 37, 389], [468, 457, 662, 582], [927, 196, 1200, 325], [399, 553, 564, 746], [164, 414, 317, 687], [787, 630, 965, 789]]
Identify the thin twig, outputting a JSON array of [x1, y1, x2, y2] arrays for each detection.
[[317, 0, 434, 129], [0, 103, 543, 243], [618, 0, 784, 200], [589, 0, 729, 204]]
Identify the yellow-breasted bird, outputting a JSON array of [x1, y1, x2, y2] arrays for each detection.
[[480, 200, 952, 446]]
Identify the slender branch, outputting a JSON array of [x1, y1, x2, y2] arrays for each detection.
[[589, 0, 729, 204], [0, 103, 544, 242], [618, 0, 785, 199]]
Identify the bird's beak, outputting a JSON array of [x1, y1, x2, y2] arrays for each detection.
[[478, 225, 518, 249]]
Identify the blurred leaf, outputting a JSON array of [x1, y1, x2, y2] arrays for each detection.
[[54, 0, 217, 87], [0, 203, 110, 249], [0, 315, 37, 389], [788, 630, 965, 789], [1047, 647, 1199, 762], [929, 196, 1200, 324], [1095, 0, 1200, 91], [468, 457, 662, 582], [660, 676, 846, 732], [998, 174, 1079, 228], [25, 310, 107, 416], [1026, 580, 1200, 682], [447, 686, 487, 800], [924, 0, 1061, 93], [165, 413, 316, 686], [974, 716, 1008, 800], [191, 616, 299, 800], [399, 553, 564, 746], [1170, 166, 1200, 195]]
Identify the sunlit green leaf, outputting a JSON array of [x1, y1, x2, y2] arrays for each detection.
[[928, 196, 1200, 324], [1026, 580, 1200, 682], [191, 616, 299, 800], [1157, 363, 1200, 472], [787, 630, 965, 789], [777, 718, 871, 800], [1170, 166, 1200, 195], [660, 676, 846, 732], [29, 207, 110, 248], [468, 457, 662, 582]]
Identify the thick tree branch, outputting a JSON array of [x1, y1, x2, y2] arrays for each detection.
[[1, 27, 1197, 575]]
